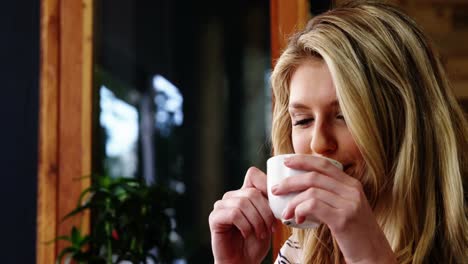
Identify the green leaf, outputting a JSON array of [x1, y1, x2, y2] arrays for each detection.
[[61, 204, 91, 221], [52, 174, 181, 263], [71, 227, 81, 244], [56, 247, 77, 264], [78, 235, 91, 247], [99, 175, 111, 188], [43, 235, 72, 245], [77, 186, 94, 206], [72, 175, 91, 181]]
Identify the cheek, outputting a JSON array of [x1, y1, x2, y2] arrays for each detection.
[[291, 130, 310, 153], [340, 133, 363, 161]]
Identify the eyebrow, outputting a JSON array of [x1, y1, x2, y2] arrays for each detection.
[[288, 100, 340, 110]]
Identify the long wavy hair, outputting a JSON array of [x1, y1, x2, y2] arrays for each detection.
[[270, 1, 467, 263]]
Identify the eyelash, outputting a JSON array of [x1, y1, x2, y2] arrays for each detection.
[[292, 115, 345, 126], [293, 118, 314, 126]]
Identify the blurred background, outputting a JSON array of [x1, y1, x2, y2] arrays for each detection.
[[0, 0, 466, 263], [93, 0, 272, 261], [92, 1, 468, 261]]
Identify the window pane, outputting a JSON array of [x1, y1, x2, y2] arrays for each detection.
[[93, 0, 271, 262]]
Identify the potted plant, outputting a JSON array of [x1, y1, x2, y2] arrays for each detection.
[[54, 174, 179, 263]]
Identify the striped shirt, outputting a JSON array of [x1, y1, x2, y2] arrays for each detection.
[[275, 235, 302, 264]]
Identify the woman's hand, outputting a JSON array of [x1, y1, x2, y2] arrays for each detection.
[[209, 167, 275, 264], [272, 155, 396, 264]]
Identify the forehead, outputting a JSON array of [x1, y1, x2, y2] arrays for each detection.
[[289, 59, 337, 108]]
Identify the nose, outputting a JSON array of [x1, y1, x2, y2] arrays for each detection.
[[310, 122, 337, 155]]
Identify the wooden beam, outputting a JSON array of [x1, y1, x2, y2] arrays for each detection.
[[269, 0, 309, 258], [81, 0, 93, 243], [56, 0, 93, 256], [37, 0, 59, 263], [270, 0, 309, 67], [37, 0, 93, 263]]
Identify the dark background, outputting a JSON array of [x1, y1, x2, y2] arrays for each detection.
[[0, 0, 39, 263], [94, 0, 271, 261]]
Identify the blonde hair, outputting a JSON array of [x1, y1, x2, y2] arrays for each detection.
[[270, 1, 467, 263]]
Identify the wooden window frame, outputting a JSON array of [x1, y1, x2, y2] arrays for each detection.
[[36, 0, 93, 263]]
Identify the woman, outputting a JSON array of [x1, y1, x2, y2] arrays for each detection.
[[208, 1, 467, 263]]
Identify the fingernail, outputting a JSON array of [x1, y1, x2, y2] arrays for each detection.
[[271, 184, 278, 194]]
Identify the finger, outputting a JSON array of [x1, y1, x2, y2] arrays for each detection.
[[282, 187, 348, 220], [221, 188, 276, 236], [215, 196, 270, 239], [242, 167, 268, 196], [238, 188, 276, 234], [284, 155, 356, 186], [293, 197, 338, 225], [272, 171, 350, 197], [209, 207, 253, 239]]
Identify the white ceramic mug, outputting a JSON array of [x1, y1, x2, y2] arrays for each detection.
[[267, 154, 343, 229]]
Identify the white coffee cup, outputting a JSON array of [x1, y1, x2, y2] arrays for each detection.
[[267, 154, 343, 229]]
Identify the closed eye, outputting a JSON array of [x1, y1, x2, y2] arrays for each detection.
[[293, 118, 314, 126], [336, 114, 346, 123]]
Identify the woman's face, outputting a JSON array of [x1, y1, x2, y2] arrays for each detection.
[[288, 58, 364, 177]]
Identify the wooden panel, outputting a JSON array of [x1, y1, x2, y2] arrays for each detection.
[[430, 33, 468, 57], [404, 6, 453, 35], [270, 0, 309, 67], [270, 0, 309, 258], [446, 56, 468, 79], [37, 0, 59, 263], [37, 0, 93, 263], [81, 0, 93, 244], [452, 79, 468, 99], [398, 0, 468, 100], [56, 0, 93, 256]]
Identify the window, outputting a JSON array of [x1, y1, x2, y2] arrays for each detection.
[[93, 0, 271, 262]]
